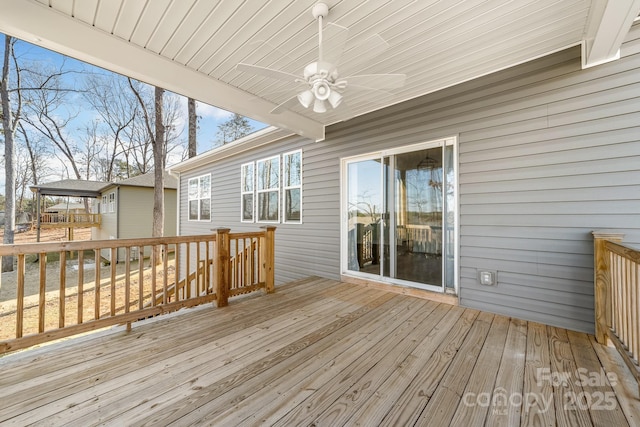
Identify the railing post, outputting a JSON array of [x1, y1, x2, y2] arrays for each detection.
[[214, 228, 231, 307], [260, 226, 276, 294], [592, 231, 625, 344]]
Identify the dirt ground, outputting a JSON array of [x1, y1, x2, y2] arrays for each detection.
[[0, 227, 176, 340]]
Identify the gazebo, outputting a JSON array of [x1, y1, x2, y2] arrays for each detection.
[[30, 179, 107, 241]]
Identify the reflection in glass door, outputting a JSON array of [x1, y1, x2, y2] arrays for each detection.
[[384, 147, 444, 286], [344, 139, 456, 293], [346, 158, 383, 276]]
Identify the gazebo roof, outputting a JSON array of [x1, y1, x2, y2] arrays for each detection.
[[30, 180, 108, 198]]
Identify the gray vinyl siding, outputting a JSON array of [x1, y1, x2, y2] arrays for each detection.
[[178, 22, 640, 333]]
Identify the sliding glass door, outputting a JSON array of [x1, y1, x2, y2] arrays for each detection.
[[344, 139, 457, 293]]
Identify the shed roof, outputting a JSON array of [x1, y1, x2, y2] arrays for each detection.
[[101, 171, 178, 191]]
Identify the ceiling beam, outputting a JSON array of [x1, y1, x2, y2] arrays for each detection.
[[582, 0, 640, 68], [0, 0, 325, 141]]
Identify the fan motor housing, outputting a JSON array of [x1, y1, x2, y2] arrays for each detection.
[[303, 61, 339, 82]]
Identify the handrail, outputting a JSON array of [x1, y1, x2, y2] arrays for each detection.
[[593, 231, 640, 390], [0, 227, 275, 354], [39, 213, 101, 227]]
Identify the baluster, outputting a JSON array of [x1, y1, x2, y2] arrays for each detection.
[[16, 254, 25, 338], [59, 250, 66, 328], [78, 250, 84, 324], [94, 249, 100, 320], [110, 247, 117, 316], [138, 246, 145, 309], [39, 252, 47, 333]]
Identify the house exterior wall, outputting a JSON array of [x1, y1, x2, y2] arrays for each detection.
[[117, 186, 177, 239], [93, 186, 177, 262], [178, 23, 640, 333]]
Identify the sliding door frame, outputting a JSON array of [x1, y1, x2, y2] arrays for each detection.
[[340, 136, 459, 295]]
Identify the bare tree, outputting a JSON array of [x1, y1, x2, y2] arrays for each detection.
[[82, 74, 136, 181], [21, 60, 84, 180], [128, 79, 166, 242], [1, 36, 22, 272], [152, 86, 165, 239], [188, 97, 197, 158]]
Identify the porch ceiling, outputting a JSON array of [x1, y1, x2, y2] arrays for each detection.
[[0, 1, 638, 141]]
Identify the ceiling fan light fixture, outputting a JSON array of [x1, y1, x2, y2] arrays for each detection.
[[297, 89, 314, 108], [313, 99, 327, 113], [328, 90, 342, 108], [312, 80, 331, 100]]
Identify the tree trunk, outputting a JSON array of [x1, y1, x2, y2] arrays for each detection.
[[152, 86, 165, 240], [188, 97, 197, 158], [1, 36, 15, 272]]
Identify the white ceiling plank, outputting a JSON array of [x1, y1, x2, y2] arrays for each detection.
[[189, 2, 272, 72], [210, 2, 308, 80], [582, 0, 640, 68], [202, 0, 304, 77], [49, 0, 73, 16], [129, 0, 172, 47], [112, 0, 148, 41], [94, 0, 124, 34], [161, 0, 222, 60], [0, 0, 325, 140], [72, 0, 99, 24], [145, 0, 196, 54]]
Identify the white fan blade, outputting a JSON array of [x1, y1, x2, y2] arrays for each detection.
[[341, 33, 389, 74], [236, 63, 300, 82], [345, 74, 406, 90], [322, 23, 349, 65], [270, 95, 302, 114]]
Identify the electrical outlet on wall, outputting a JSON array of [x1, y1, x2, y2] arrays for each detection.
[[477, 270, 497, 286]]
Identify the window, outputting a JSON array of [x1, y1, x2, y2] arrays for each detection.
[[256, 156, 280, 222], [188, 174, 211, 221], [283, 150, 302, 223], [102, 195, 107, 213], [108, 192, 116, 213], [241, 162, 254, 222]]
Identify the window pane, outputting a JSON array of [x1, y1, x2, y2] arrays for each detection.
[[242, 194, 254, 221], [199, 175, 211, 198], [258, 158, 279, 190], [258, 191, 278, 221], [269, 157, 280, 189], [285, 152, 301, 187], [200, 199, 211, 221], [189, 200, 199, 220], [257, 161, 267, 191], [188, 179, 198, 200], [242, 163, 253, 192], [285, 188, 301, 222]]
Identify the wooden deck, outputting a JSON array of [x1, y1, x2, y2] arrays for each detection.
[[0, 277, 638, 426]]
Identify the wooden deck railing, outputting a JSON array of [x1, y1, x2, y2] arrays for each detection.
[[0, 226, 275, 354], [593, 231, 640, 389], [39, 213, 101, 228]]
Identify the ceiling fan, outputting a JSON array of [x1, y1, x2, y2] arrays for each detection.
[[236, 2, 406, 115]]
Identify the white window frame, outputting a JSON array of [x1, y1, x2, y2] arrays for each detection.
[[188, 174, 211, 222], [256, 155, 280, 223], [240, 161, 255, 223], [108, 192, 116, 213], [102, 195, 107, 213], [282, 149, 302, 224]]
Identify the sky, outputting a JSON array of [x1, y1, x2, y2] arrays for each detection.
[[0, 35, 267, 192]]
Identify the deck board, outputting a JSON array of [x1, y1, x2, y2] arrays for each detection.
[[0, 277, 636, 427]]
